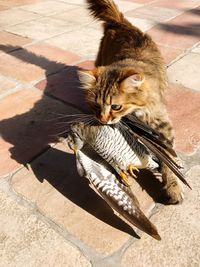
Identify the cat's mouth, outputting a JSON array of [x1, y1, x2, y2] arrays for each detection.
[[98, 117, 121, 125]]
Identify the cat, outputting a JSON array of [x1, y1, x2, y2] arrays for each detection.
[[79, 0, 184, 204]]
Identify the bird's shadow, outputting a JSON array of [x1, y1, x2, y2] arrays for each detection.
[[0, 45, 162, 238]]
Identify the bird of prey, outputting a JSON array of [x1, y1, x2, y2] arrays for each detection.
[[67, 134, 161, 240], [67, 118, 190, 240]]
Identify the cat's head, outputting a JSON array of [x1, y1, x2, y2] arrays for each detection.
[[79, 66, 150, 124]]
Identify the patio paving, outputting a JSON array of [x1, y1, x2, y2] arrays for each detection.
[[0, 0, 200, 266]]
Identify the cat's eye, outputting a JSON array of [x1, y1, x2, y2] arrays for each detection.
[[111, 104, 122, 111]]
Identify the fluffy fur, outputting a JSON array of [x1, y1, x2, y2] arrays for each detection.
[[79, 0, 184, 204]]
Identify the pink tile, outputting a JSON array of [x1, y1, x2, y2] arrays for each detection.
[[148, 25, 200, 49], [152, 0, 200, 10], [0, 75, 17, 95], [158, 45, 184, 65], [0, 44, 81, 83], [0, 31, 32, 53], [165, 84, 200, 154], [77, 60, 95, 70], [36, 66, 89, 113], [126, 6, 181, 22], [0, 88, 80, 176], [168, 9, 200, 29]]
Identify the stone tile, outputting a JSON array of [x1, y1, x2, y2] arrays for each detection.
[[152, 0, 200, 10], [167, 53, 200, 91], [125, 17, 156, 32], [52, 7, 93, 27], [158, 45, 184, 65], [165, 84, 200, 154], [45, 27, 102, 59], [78, 60, 95, 70], [0, 191, 91, 267], [0, 31, 32, 53], [20, 0, 75, 15], [125, 6, 181, 23], [0, 5, 9, 11], [11, 142, 159, 255], [6, 17, 73, 41], [0, 0, 46, 9], [0, 44, 80, 83], [127, 0, 153, 3], [0, 89, 80, 176], [0, 74, 18, 96], [168, 9, 200, 29], [148, 25, 200, 49], [0, 52, 45, 82], [122, 166, 200, 267], [36, 66, 89, 112], [192, 43, 200, 54], [114, 0, 141, 13], [56, 0, 86, 5], [0, 9, 41, 28]]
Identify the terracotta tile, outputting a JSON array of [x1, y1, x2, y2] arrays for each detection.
[[0, 75, 18, 95], [148, 25, 200, 49], [168, 9, 200, 29], [20, 0, 75, 15], [36, 66, 89, 113], [0, 45, 80, 83], [0, 31, 32, 53], [158, 45, 184, 65], [11, 142, 158, 254], [0, 89, 80, 176], [165, 84, 200, 154], [0, 52, 45, 82], [152, 0, 200, 10], [125, 6, 181, 23], [0, 5, 9, 11], [6, 17, 73, 41], [0, 192, 91, 267], [0, 9, 41, 28], [77, 60, 95, 70], [167, 52, 200, 91], [0, 0, 45, 8]]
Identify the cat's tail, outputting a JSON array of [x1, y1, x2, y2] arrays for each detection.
[[86, 0, 128, 24]]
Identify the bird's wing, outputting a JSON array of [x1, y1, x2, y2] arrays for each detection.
[[75, 145, 161, 240], [123, 114, 177, 157], [121, 123, 191, 189]]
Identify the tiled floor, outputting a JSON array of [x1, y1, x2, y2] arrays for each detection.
[[0, 0, 200, 266]]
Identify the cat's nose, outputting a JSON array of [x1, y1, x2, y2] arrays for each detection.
[[100, 115, 109, 124]]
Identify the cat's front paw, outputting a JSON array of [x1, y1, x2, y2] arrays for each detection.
[[163, 180, 184, 204]]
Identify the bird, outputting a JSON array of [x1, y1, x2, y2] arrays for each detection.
[[70, 122, 160, 186], [67, 119, 190, 240], [67, 134, 161, 240]]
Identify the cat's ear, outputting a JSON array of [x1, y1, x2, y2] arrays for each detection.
[[121, 74, 145, 92], [78, 70, 96, 87]]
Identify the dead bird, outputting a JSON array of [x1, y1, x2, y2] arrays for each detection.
[[69, 121, 190, 189], [67, 134, 161, 240], [70, 122, 159, 186]]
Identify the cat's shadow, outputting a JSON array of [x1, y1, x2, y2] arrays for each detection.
[[0, 45, 162, 238]]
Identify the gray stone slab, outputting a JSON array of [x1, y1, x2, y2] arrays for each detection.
[[122, 166, 200, 267], [0, 191, 91, 267], [167, 53, 200, 91]]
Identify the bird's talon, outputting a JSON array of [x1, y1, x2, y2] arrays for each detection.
[[129, 165, 139, 178], [119, 171, 130, 186]]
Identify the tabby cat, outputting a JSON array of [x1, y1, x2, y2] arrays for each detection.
[[79, 0, 184, 204]]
